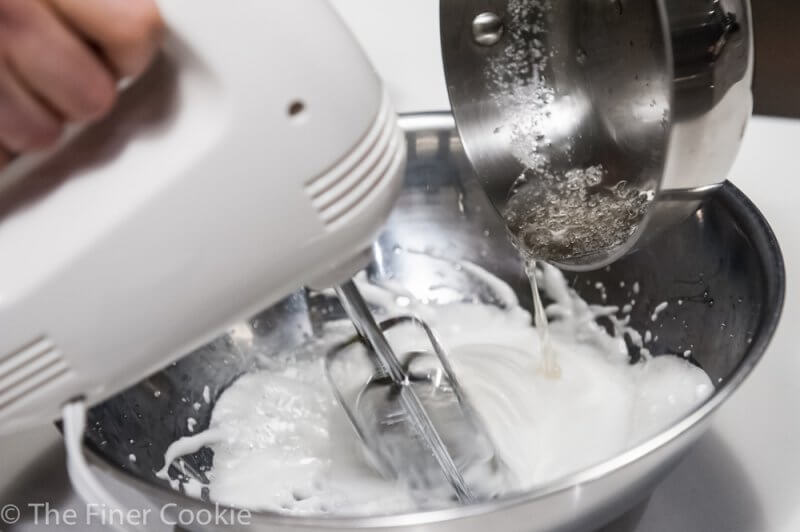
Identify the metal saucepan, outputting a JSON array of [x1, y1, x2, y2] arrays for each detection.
[[441, 0, 753, 270]]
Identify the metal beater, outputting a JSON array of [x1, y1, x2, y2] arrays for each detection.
[[326, 281, 513, 502]]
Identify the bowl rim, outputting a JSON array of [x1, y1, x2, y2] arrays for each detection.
[[83, 114, 786, 529]]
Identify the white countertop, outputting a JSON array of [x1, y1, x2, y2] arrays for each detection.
[[1, 3, 798, 530]]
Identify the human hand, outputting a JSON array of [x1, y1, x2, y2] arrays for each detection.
[[0, 0, 164, 168]]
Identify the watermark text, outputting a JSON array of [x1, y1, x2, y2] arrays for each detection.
[[1, 502, 252, 527]]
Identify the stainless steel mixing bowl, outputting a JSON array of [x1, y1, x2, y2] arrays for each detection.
[[440, 0, 753, 270], [81, 114, 783, 532]]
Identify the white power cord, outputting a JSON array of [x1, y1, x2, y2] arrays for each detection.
[[62, 399, 136, 532]]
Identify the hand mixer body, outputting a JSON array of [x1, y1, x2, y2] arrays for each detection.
[[0, 0, 405, 434]]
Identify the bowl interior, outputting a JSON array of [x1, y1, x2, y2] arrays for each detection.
[[84, 116, 783, 512]]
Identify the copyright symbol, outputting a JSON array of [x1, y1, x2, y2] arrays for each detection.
[[0, 504, 19, 524]]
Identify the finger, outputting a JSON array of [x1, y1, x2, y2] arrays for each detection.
[[2, 0, 116, 121], [46, 0, 164, 79], [0, 65, 62, 152], [0, 145, 15, 170]]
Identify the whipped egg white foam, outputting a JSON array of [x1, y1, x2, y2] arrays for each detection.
[[156, 261, 712, 515]]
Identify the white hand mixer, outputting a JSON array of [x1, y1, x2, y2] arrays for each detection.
[[0, 0, 501, 503]]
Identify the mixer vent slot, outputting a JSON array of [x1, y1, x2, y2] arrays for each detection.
[[304, 94, 402, 227], [0, 336, 70, 411]]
